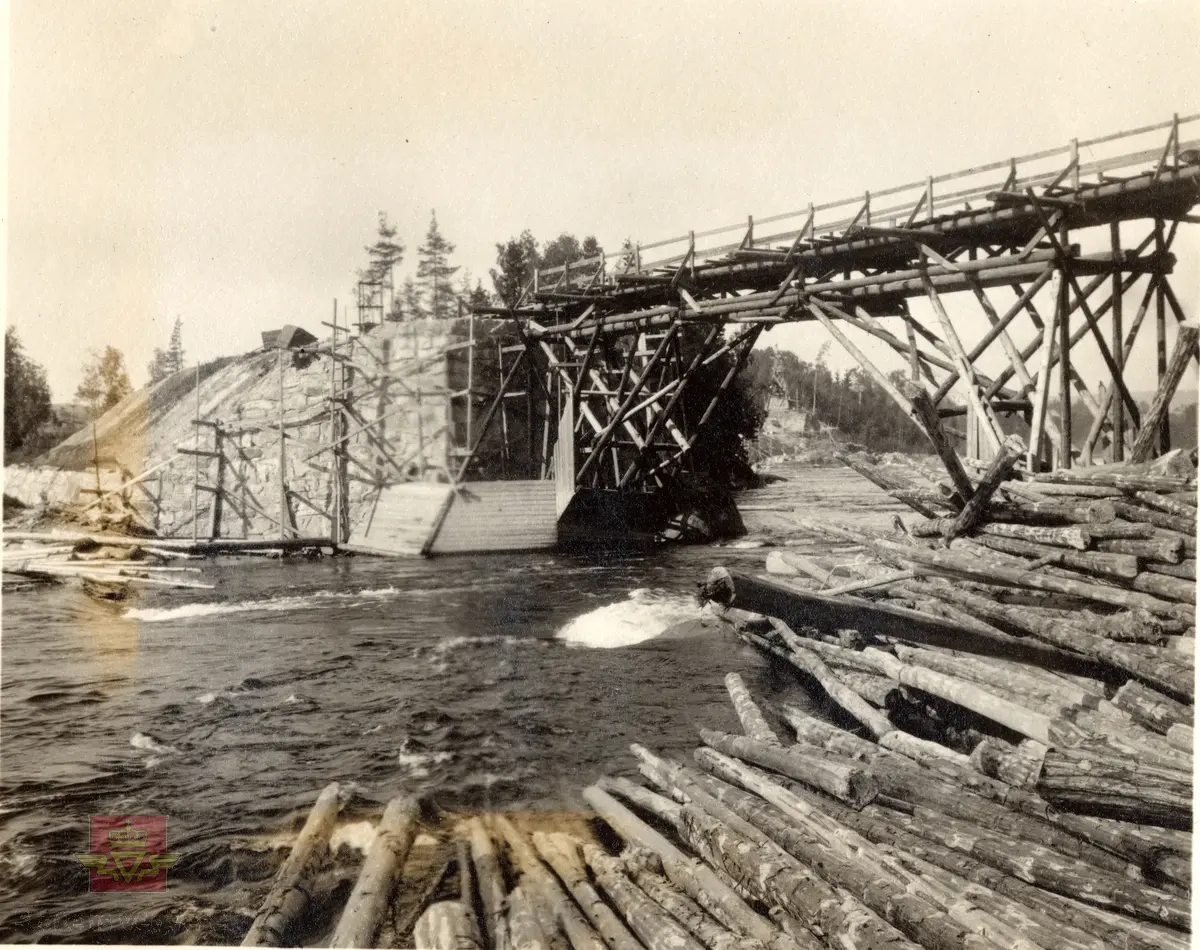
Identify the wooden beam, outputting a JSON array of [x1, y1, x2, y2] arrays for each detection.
[[918, 262, 1004, 454], [1129, 323, 1199, 462]]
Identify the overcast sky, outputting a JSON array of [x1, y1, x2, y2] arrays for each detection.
[[7, 1, 1200, 403]]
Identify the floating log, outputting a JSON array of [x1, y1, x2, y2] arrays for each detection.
[[837, 452, 940, 518], [764, 630, 894, 738], [693, 754, 1119, 950], [707, 567, 1104, 676], [917, 583, 1193, 699], [722, 673, 779, 744], [890, 643, 1095, 710], [413, 901, 484, 950], [493, 817, 607, 950], [878, 802, 1189, 929], [532, 833, 641, 950], [1080, 520, 1157, 540], [582, 845, 709, 950], [242, 783, 343, 947], [832, 668, 899, 707], [1127, 571, 1196, 604], [329, 796, 420, 949], [698, 728, 878, 808], [1095, 535, 1183, 563], [724, 752, 1181, 950], [1029, 470, 1196, 493], [600, 776, 685, 829], [622, 849, 768, 950], [1111, 500, 1196, 536], [1016, 482, 1123, 498], [986, 498, 1116, 525], [677, 803, 923, 950], [856, 646, 1062, 745], [879, 540, 1194, 621], [976, 522, 1091, 549], [505, 885, 551, 950], [466, 818, 509, 950], [1037, 742, 1193, 830], [972, 534, 1139, 580], [1166, 723, 1193, 753], [1149, 559, 1197, 580], [1133, 489, 1198, 520], [580, 786, 793, 950]]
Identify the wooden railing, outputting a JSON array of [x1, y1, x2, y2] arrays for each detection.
[[530, 112, 1198, 293]]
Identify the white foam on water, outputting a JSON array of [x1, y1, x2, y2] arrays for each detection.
[[123, 586, 399, 623], [331, 820, 376, 854], [397, 750, 453, 778], [556, 588, 703, 649], [131, 732, 177, 755]]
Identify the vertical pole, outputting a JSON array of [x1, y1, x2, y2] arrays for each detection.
[[415, 320, 424, 476], [1069, 138, 1079, 191], [1110, 223, 1125, 463], [278, 347, 287, 540], [1057, 266, 1071, 469], [192, 364, 200, 542], [91, 417, 102, 511], [466, 309, 475, 469], [329, 298, 340, 544], [526, 344, 534, 478], [498, 340, 509, 478], [1155, 220, 1170, 454], [925, 176, 934, 221]]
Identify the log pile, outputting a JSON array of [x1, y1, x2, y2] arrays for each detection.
[[1, 534, 215, 597], [242, 447, 1192, 948]]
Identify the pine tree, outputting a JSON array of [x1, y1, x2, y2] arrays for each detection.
[[416, 211, 459, 320], [467, 281, 491, 310], [166, 317, 185, 373], [77, 346, 133, 416], [149, 318, 186, 383], [490, 230, 539, 307], [401, 277, 425, 321]]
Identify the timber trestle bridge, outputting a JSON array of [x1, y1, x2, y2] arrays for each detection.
[[463, 113, 1200, 502]]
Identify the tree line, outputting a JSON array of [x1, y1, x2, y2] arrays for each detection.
[[357, 211, 616, 319], [742, 345, 932, 452]]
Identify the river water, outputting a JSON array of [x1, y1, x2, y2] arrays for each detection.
[[0, 538, 821, 943]]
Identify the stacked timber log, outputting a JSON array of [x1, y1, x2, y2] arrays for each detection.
[[1, 533, 215, 597], [241, 448, 1193, 948]]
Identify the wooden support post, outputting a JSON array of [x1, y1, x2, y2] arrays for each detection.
[[278, 348, 288, 539], [1129, 323, 1200, 463], [207, 427, 224, 540], [807, 301, 913, 418], [193, 365, 200, 542], [465, 309, 474, 461], [1155, 220, 1170, 454], [329, 300, 340, 544], [1027, 274, 1058, 471], [901, 302, 920, 381], [917, 264, 1004, 454], [1058, 266, 1072, 468], [1110, 226, 1125, 462], [906, 383, 975, 502], [943, 435, 1024, 540]]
